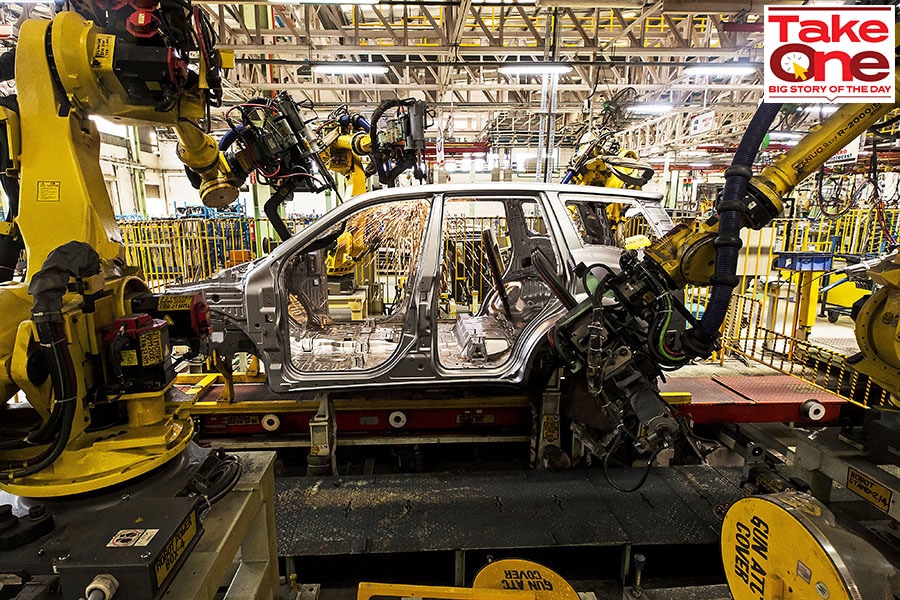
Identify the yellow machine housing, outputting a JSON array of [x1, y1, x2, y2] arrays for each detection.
[[854, 258, 900, 400], [722, 492, 896, 600]]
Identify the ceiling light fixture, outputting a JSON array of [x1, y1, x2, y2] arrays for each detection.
[[767, 131, 804, 141], [803, 105, 838, 115], [498, 64, 572, 76], [626, 104, 674, 115], [312, 64, 388, 75], [684, 64, 757, 76]]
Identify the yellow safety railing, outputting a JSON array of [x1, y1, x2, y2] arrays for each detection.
[[707, 209, 899, 408], [119, 216, 316, 292]]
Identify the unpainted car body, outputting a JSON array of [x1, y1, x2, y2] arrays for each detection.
[[178, 183, 673, 393]]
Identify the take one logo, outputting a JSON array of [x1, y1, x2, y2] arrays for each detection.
[[764, 6, 895, 103]]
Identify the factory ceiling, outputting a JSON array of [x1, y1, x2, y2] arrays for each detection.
[[0, 0, 856, 159]]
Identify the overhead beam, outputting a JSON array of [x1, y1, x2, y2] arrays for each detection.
[[238, 81, 762, 93], [219, 44, 753, 58]]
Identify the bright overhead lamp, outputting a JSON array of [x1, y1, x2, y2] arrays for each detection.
[[684, 64, 757, 77], [768, 131, 803, 141], [498, 64, 572, 76], [312, 64, 388, 75], [626, 104, 674, 115], [803, 105, 838, 115]]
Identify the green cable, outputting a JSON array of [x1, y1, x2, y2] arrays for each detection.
[[657, 296, 686, 363]]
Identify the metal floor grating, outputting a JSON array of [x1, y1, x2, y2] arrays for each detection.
[[275, 466, 741, 557]]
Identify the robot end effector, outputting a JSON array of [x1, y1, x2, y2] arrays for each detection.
[[178, 123, 242, 208]]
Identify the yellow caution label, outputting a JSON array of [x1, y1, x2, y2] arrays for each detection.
[[541, 415, 560, 443], [120, 349, 138, 367], [36, 181, 60, 202], [139, 330, 163, 366], [158, 295, 194, 311], [847, 467, 892, 513], [154, 511, 197, 587], [92, 34, 114, 70]]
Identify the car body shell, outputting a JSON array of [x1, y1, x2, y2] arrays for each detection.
[[175, 183, 672, 393]]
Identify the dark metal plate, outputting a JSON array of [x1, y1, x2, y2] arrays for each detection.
[[276, 466, 742, 557]]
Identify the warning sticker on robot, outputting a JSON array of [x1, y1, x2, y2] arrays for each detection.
[[140, 330, 163, 365], [36, 181, 60, 203], [158, 295, 194, 311], [93, 34, 113, 62], [107, 528, 159, 547], [120, 349, 138, 367], [134, 529, 160, 546]]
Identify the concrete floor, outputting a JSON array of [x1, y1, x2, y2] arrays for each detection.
[[807, 312, 860, 355]]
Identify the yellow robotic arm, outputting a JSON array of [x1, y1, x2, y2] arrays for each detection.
[[15, 11, 240, 270], [645, 100, 896, 288], [319, 113, 372, 197], [550, 78, 900, 470], [561, 127, 655, 189], [641, 96, 900, 398], [0, 4, 238, 496]]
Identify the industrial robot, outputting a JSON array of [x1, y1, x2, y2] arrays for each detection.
[[0, 2, 268, 598], [549, 89, 900, 599], [317, 98, 432, 199], [206, 95, 431, 255]]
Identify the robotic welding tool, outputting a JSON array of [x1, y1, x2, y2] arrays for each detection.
[[551, 250, 702, 489], [369, 98, 433, 187], [189, 91, 339, 241]]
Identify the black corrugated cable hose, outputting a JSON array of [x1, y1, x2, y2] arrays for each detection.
[[0, 242, 100, 479], [681, 103, 782, 357]]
